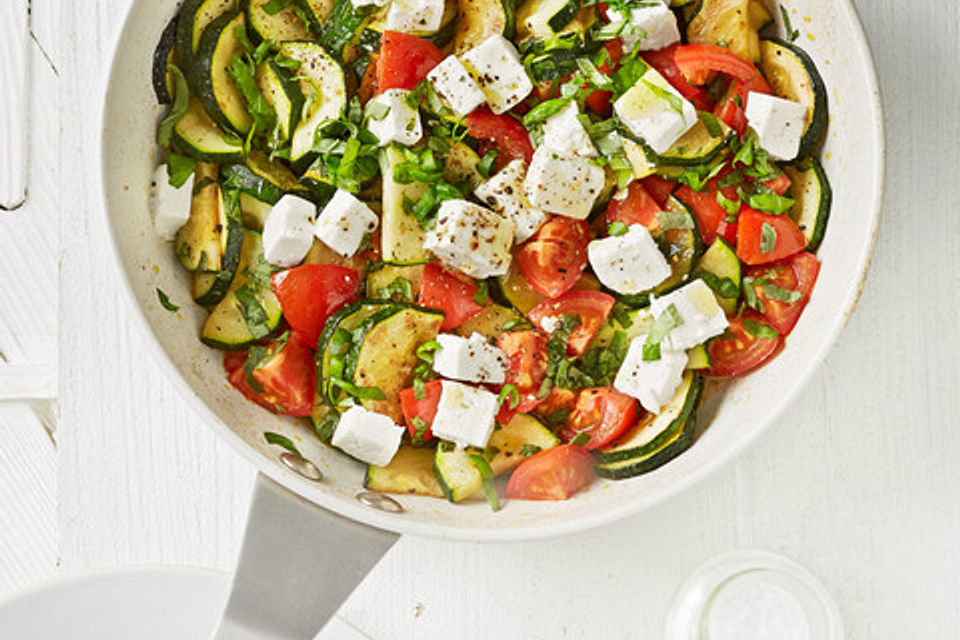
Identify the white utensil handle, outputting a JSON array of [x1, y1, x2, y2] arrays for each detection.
[[0, 0, 30, 211], [210, 474, 399, 640]]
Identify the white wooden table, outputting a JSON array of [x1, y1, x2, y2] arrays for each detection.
[[2, 1, 959, 638]]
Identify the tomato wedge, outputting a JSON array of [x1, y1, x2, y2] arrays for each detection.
[[496, 331, 549, 423], [398, 379, 443, 442], [271, 265, 361, 348], [744, 252, 820, 335], [528, 290, 615, 356], [505, 444, 596, 501], [674, 44, 759, 85], [640, 175, 677, 207], [642, 44, 713, 111], [562, 387, 638, 450], [605, 180, 662, 231], [585, 39, 623, 117], [464, 108, 535, 165], [376, 32, 444, 93], [228, 333, 317, 416], [418, 263, 488, 330], [736, 207, 808, 265], [676, 184, 730, 246], [713, 72, 773, 133], [516, 217, 591, 299], [707, 312, 782, 377]]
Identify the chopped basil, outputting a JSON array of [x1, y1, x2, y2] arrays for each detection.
[[468, 454, 502, 511], [416, 340, 442, 364], [228, 53, 278, 139], [678, 162, 725, 192], [497, 384, 521, 410], [699, 111, 724, 137], [366, 101, 391, 121], [243, 345, 270, 393], [329, 378, 387, 401], [699, 271, 740, 300], [717, 170, 744, 189], [520, 444, 542, 457], [502, 317, 534, 331], [246, 255, 281, 289], [580, 329, 628, 386], [234, 285, 271, 339], [411, 416, 430, 446], [313, 410, 340, 443], [410, 181, 465, 229], [156, 288, 179, 312], [264, 432, 302, 455], [643, 79, 683, 115], [643, 303, 683, 362], [741, 188, 796, 216], [538, 314, 582, 398], [544, 409, 571, 426], [611, 52, 649, 96], [156, 65, 189, 147], [166, 153, 196, 188], [477, 150, 498, 178], [262, 0, 293, 14], [759, 222, 778, 254], [610, 302, 635, 329], [763, 282, 803, 303], [569, 432, 590, 447], [744, 318, 780, 339], [655, 210, 694, 231], [781, 6, 800, 42], [608, 221, 629, 236], [377, 276, 414, 301], [742, 276, 764, 311], [522, 95, 574, 127], [473, 280, 490, 306], [716, 190, 741, 217], [413, 376, 426, 400]]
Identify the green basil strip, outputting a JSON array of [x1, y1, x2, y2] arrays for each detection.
[[264, 432, 302, 455], [468, 454, 502, 512]]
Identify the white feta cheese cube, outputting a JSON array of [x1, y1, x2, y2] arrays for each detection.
[[523, 146, 605, 219], [365, 88, 423, 147], [314, 189, 379, 258], [150, 164, 193, 241], [430, 381, 500, 448], [351, 0, 389, 9], [427, 55, 487, 117], [588, 224, 672, 294], [744, 91, 808, 161], [460, 35, 532, 114], [650, 279, 728, 350], [473, 159, 547, 242], [262, 194, 316, 267], [432, 333, 508, 384], [541, 101, 597, 157], [385, 0, 445, 33], [423, 199, 515, 278], [614, 336, 688, 414], [331, 405, 405, 466], [607, 0, 681, 53], [614, 67, 697, 154]]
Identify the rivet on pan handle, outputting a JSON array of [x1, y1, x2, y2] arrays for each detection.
[[0, 1, 30, 211]]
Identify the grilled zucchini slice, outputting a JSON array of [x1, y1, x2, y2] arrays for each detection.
[[784, 156, 831, 251]]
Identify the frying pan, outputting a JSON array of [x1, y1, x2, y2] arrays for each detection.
[[99, 1, 884, 636]]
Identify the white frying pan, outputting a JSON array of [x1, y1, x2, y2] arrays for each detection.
[[99, 1, 884, 636]]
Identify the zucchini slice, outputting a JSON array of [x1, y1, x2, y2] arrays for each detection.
[[201, 230, 284, 349], [299, 157, 339, 204], [747, 0, 772, 31], [686, 344, 711, 370], [365, 263, 427, 300], [172, 98, 244, 163], [192, 10, 253, 135], [452, 0, 514, 54], [686, 0, 762, 63], [153, 13, 179, 105], [453, 304, 523, 339], [434, 413, 560, 503], [221, 163, 284, 205], [278, 42, 348, 171], [175, 0, 237, 70], [242, 0, 312, 43], [175, 162, 225, 271], [317, 301, 395, 400], [784, 156, 831, 252], [293, 0, 337, 33], [632, 118, 735, 168], [694, 237, 741, 315], [191, 193, 245, 305], [380, 146, 431, 265], [255, 58, 305, 144], [515, 0, 594, 46], [239, 193, 274, 230], [364, 445, 445, 497], [649, 195, 703, 295], [590, 308, 708, 370], [758, 39, 829, 159]]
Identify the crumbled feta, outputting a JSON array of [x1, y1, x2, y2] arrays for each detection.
[[432, 333, 508, 384], [461, 35, 532, 114], [614, 335, 688, 414], [385, 0, 445, 34], [541, 101, 597, 157], [430, 381, 500, 448], [523, 146, 606, 219], [614, 67, 698, 154], [365, 88, 423, 147], [650, 279, 728, 350], [262, 194, 317, 267], [150, 164, 193, 241], [588, 224, 672, 294], [607, 0, 681, 53], [423, 199, 515, 278], [314, 189, 379, 258], [331, 405, 405, 466], [744, 91, 808, 161], [473, 160, 547, 242], [427, 55, 487, 117]]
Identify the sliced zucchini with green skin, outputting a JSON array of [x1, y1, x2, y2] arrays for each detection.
[[686, 344, 711, 370], [221, 163, 285, 205], [434, 413, 560, 502], [687, 0, 762, 63], [191, 194, 245, 305], [364, 445, 445, 497], [255, 58, 305, 144], [650, 195, 703, 295], [299, 157, 338, 204], [293, 0, 336, 33], [317, 300, 395, 401], [594, 370, 702, 466], [594, 409, 698, 479], [239, 193, 274, 230], [153, 13, 179, 105], [175, 0, 237, 71], [192, 11, 254, 135], [176, 163, 224, 271], [380, 146, 431, 265], [591, 309, 709, 369], [747, 0, 772, 31], [365, 263, 427, 300], [758, 39, 829, 159], [514, 0, 593, 46], [201, 230, 284, 349], [453, 304, 523, 339], [631, 119, 735, 168], [784, 156, 831, 251], [279, 42, 348, 171], [669, 0, 697, 7], [452, 0, 514, 54], [172, 98, 244, 163], [242, 0, 312, 43], [694, 237, 741, 315]]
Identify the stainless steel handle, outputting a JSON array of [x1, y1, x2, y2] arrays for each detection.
[[0, 0, 30, 211], [210, 474, 399, 639]]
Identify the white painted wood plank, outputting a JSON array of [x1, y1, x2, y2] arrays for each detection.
[[0, 364, 57, 401]]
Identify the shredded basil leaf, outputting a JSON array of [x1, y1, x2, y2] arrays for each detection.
[[699, 111, 724, 137], [329, 378, 387, 400], [699, 271, 740, 300], [264, 432, 302, 455], [781, 6, 800, 42], [366, 101, 390, 121], [759, 222, 778, 254], [643, 303, 683, 362], [477, 150, 498, 178], [157, 65, 189, 147], [569, 432, 590, 447], [643, 79, 683, 115], [416, 340, 442, 364], [744, 318, 780, 339], [235, 285, 271, 339], [156, 288, 179, 312], [413, 376, 427, 400], [608, 221, 629, 236], [473, 280, 490, 306], [656, 210, 694, 231], [313, 410, 340, 443], [580, 330, 628, 386], [166, 153, 197, 188], [520, 444, 542, 457], [377, 276, 414, 301], [763, 282, 803, 303], [498, 384, 521, 410], [468, 454, 502, 511]]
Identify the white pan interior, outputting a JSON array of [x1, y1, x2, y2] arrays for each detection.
[[100, 0, 883, 542]]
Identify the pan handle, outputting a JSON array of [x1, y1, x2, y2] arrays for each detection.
[[210, 474, 399, 639]]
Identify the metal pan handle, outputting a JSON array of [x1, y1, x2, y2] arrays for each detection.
[[210, 474, 399, 639]]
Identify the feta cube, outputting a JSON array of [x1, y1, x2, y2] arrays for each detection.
[[430, 381, 500, 448], [150, 164, 193, 241], [614, 67, 697, 154], [588, 224, 672, 294], [523, 146, 605, 219], [365, 88, 423, 147], [614, 335, 688, 414], [650, 279, 728, 350], [263, 194, 317, 267], [607, 0, 681, 53], [461, 35, 532, 114], [432, 333, 508, 384], [744, 91, 808, 161], [473, 160, 547, 242], [427, 55, 487, 117], [385, 0, 445, 34], [541, 101, 597, 157], [423, 199, 515, 278], [314, 189, 379, 258], [331, 405, 405, 466], [351, 0, 389, 9]]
